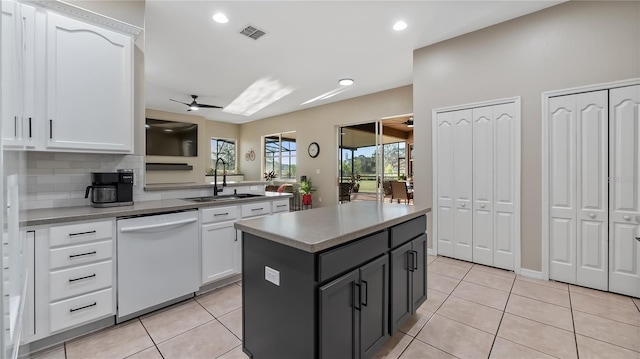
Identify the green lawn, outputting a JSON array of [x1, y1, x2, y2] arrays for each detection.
[[358, 179, 377, 193]]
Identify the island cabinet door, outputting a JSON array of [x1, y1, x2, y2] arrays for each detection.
[[411, 234, 428, 310], [359, 255, 389, 359], [319, 269, 361, 359], [389, 241, 412, 334]]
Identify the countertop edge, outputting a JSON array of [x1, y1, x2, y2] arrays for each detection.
[[235, 206, 431, 253], [144, 181, 269, 191], [22, 193, 293, 227]]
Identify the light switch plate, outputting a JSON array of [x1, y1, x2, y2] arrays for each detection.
[[265, 266, 280, 286]]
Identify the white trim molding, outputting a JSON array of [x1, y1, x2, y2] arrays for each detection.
[[30, 0, 143, 38], [519, 268, 544, 280], [432, 96, 521, 274], [427, 248, 436, 256], [540, 78, 640, 282]]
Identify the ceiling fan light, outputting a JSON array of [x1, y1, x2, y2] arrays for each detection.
[[190, 105, 199, 111], [212, 13, 229, 24], [393, 21, 408, 31]]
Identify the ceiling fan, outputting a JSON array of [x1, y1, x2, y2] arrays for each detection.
[[169, 95, 223, 111], [404, 116, 414, 128]]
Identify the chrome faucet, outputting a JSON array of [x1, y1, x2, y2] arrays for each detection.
[[213, 158, 227, 196]]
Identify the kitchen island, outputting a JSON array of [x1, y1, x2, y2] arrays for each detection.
[[234, 202, 431, 359]]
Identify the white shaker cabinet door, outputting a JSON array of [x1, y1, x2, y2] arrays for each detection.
[[609, 85, 640, 298], [435, 111, 454, 257], [452, 109, 473, 261], [45, 12, 133, 153], [472, 106, 494, 266], [548, 94, 577, 284], [201, 221, 238, 285], [576, 90, 608, 290], [493, 103, 517, 271], [2, 0, 23, 147]]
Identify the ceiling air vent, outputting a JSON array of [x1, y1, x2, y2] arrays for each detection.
[[240, 25, 266, 40]]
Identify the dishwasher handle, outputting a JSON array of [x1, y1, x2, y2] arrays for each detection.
[[119, 218, 197, 233]]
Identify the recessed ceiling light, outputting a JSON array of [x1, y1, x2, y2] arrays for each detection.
[[393, 21, 407, 31], [212, 13, 229, 24], [339, 78, 354, 86]]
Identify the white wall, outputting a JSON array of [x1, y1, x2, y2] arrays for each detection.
[[413, 1, 640, 271]]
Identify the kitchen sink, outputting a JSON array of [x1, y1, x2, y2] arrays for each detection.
[[182, 193, 265, 202]]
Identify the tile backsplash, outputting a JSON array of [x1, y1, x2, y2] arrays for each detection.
[[25, 152, 146, 210]]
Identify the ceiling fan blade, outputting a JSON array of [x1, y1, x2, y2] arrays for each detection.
[[197, 104, 223, 109], [169, 99, 190, 106]]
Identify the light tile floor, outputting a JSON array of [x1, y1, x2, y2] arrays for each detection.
[[33, 256, 640, 359]]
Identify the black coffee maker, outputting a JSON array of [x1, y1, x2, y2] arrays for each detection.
[[85, 170, 134, 208]]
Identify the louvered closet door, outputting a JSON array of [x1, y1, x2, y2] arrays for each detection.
[[576, 91, 608, 290], [493, 103, 517, 270], [609, 85, 640, 298], [549, 95, 578, 284], [472, 106, 494, 266], [452, 109, 473, 261], [436, 112, 455, 257]]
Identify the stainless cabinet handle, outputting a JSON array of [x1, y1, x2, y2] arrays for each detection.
[[69, 230, 96, 237], [276, 205, 287, 208], [589, 213, 596, 219], [213, 213, 229, 217], [69, 274, 96, 283], [251, 207, 264, 211], [623, 215, 630, 221], [69, 251, 97, 259], [70, 302, 97, 313], [14, 116, 17, 137]]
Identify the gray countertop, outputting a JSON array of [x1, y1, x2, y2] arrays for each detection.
[[22, 192, 292, 227], [234, 202, 431, 253]]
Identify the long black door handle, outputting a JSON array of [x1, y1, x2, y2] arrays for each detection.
[[49, 119, 53, 139], [412, 250, 418, 270], [361, 280, 368, 307], [28, 117, 32, 138], [407, 251, 414, 272], [353, 282, 361, 311]]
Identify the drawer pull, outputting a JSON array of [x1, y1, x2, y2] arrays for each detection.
[[213, 213, 229, 217], [69, 230, 97, 237], [69, 251, 97, 259], [251, 207, 264, 211], [69, 274, 96, 283], [276, 205, 287, 208], [70, 302, 97, 313]]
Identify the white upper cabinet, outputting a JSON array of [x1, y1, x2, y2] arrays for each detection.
[[2, 0, 23, 147], [45, 12, 133, 153]]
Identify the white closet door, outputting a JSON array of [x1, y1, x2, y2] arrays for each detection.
[[436, 112, 455, 257], [609, 85, 640, 298], [493, 103, 517, 270], [549, 95, 577, 284], [472, 106, 494, 266], [575, 91, 608, 290], [452, 109, 473, 261]]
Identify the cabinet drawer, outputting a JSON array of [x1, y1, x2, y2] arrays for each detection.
[[50, 220, 113, 247], [390, 215, 426, 248], [201, 205, 239, 224], [50, 260, 113, 301], [272, 199, 290, 213], [50, 288, 114, 333], [242, 202, 270, 218], [50, 240, 113, 270], [318, 230, 388, 282]]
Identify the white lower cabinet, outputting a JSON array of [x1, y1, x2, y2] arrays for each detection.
[[23, 219, 116, 343], [201, 206, 240, 285]]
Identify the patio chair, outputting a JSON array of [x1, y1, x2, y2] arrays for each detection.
[[339, 182, 352, 203], [391, 180, 413, 204], [383, 181, 393, 202]]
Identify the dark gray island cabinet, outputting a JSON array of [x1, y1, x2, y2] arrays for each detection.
[[234, 202, 430, 359]]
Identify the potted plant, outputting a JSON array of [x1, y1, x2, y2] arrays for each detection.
[[299, 178, 316, 206], [350, 174, 362, 193]]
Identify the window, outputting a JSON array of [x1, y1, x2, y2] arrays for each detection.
[[382, 142, 406, 180], [211, 138, 236, 172], [264, 132, 296, 179]]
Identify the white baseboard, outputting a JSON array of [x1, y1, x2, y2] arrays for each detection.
[[519, 268, 543, 280], [427, 248, 436, 256]]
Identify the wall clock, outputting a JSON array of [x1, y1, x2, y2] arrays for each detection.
[[308, 142, 320, 158]]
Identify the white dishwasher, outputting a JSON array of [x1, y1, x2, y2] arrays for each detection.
[[117, 210, 199, 322]]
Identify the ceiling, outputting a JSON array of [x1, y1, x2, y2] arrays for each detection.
[[144, 1, 562, 124]]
